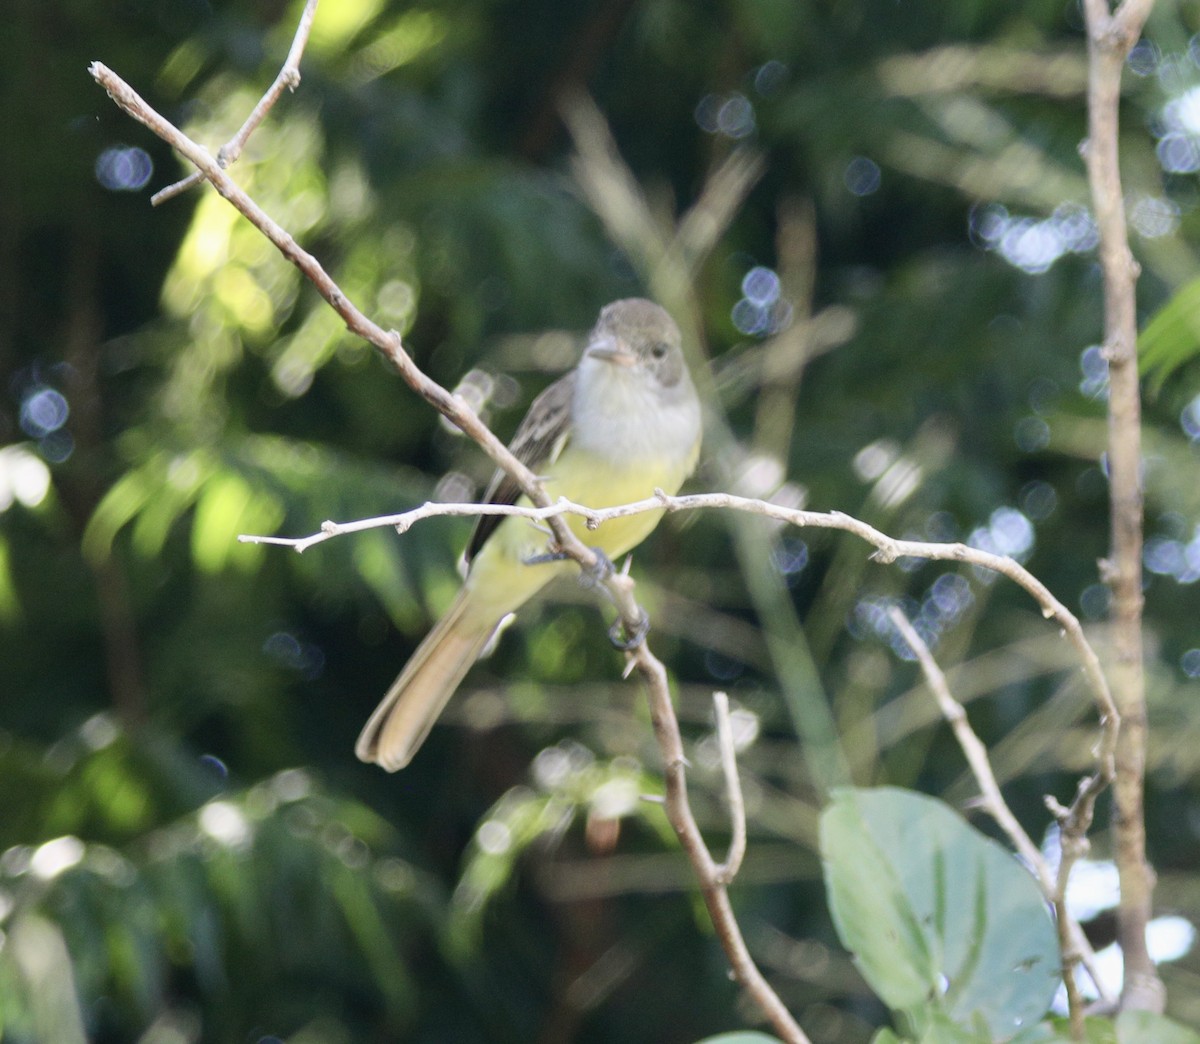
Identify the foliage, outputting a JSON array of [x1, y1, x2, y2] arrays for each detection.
[[818, 791, 1200, 1041], [4, 0, 1200, 1040], [820, 787, 1059, 1039], [1139, 275, 1200, 393]]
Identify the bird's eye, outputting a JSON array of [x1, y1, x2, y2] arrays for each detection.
[[650, 342, 669, 360]]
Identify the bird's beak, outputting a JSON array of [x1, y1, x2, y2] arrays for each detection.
[[586, 337, 638, 367]]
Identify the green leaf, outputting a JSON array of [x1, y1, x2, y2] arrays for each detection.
[[1007, 1005, 1178, 1042], [819, 787, 1060, 1039], [1009, 1024, 1075, 1043], [1064, 1016, 1118, 1044], [1139, 274, 1200, 391], [1116, 1010, 1200, 1044], [447, 753, 662, 959], [819, 790, 937, 1008], [1008, 1021, 1076, 1043], [910, 1006, 992, 1043]]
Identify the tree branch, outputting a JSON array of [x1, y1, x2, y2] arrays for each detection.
[[1080, 0, 1163, 1014], [240, 490, 1119, 770], [633, 649, 808, 1042], [88, 61, 591, 572], [886, 607, 1114, 1028], [711, 692, 748, 885], [152, 0, 321, 205]]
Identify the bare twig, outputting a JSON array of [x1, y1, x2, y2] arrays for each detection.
[[91, 53, 805, 1041], [886, 608, 1113, 1023], [752, 199, 819, 462], [632, 647, 809, 1043], [562, 91, 762, 355], [886, 610, 1049, 876], [239, 489, 1119, 767], [1046, 788, 1102, 1037], [1080, 0, 1163, 1014], [673, 149, 767, 277], [152, 0, 321, 205], [89, 61, 589, 574], [711, 692, 747, 884], [877, 44, 1089, 99], [252, 482, 1120, 1031]]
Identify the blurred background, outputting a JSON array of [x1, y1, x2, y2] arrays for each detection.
[[4, 0, 1200, 1040]]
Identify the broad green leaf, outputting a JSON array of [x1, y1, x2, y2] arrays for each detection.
[[1016, 998, 1181, 1041], [819, 790, 937, 1009], [820, 787, 1060, 1039], [1116, 1010, 1200, 1044], [1065, 1016, 1118, 1044], [1139, 275, 1200, 391], [1009, 1021, 1076, 1043], [871, 1008, 1048, 1044], [1009, 1024, 1075, 1043], [911, 1006, 992, 1043]]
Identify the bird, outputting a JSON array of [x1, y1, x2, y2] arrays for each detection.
[[356, 298, 702, 770]]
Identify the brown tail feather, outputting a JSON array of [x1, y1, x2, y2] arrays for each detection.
[[355, 592, 498, 771]]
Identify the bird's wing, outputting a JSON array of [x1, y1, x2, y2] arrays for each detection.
[[464, 370, 575, 563]]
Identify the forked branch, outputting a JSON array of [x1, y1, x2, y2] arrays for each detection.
[[152, 0, 320, 205], [887, 607, 1113, 1035]]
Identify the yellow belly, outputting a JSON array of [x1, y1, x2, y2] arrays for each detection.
[[461, 442, 695, 622]]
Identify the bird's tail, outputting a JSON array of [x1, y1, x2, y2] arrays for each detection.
[[355, 590, 498, 771]]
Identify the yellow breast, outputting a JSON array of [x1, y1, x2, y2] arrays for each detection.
[[462, 439, 696, 621]]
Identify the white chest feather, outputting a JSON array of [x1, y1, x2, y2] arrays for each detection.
[[568, 358, 701, 470]]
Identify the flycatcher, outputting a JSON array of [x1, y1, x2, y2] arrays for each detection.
[[356, 298, 703, 771]]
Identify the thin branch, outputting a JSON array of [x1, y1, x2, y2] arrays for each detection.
[[152, 0, 321, 206], [562, 90, 763, 333], [252, 483, 1120, 1028], [673, 149, 766, 276], [886, 611, 1049, 877], [1113, 0, 1158, 36], [886, 608, 1113, 1018], [1046, 788, 1104, 1036], [632, 648, 809, 1043], [58, 230, 148, 726], [239, 490, 1119, 767], [562, 93, 664, 272], [89, 61, 590, 574], [752, 199, 820, 463], [877, 44, 1089, 99], [1080, 0, 1163, 1014], [711, 692, 747, 885]]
